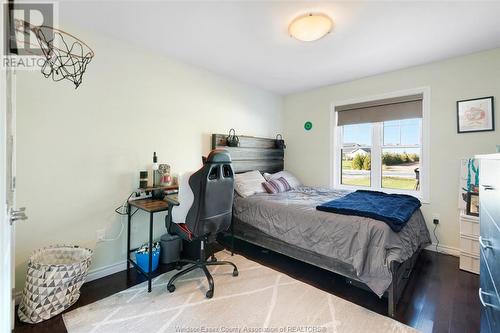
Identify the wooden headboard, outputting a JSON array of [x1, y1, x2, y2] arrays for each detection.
[[211, 134, 284, 174]]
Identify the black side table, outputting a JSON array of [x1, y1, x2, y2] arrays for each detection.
[[127, 198, 170, 292]]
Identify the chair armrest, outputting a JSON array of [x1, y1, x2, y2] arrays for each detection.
[[164, 197, 180, 233]]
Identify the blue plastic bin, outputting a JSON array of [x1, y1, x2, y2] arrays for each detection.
[[135, 247, 160, 273]]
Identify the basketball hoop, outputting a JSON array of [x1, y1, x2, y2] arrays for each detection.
[[14, 19, 94, 89]]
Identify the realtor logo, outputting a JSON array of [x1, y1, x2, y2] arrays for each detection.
[[2, 2, 57, 69], [2, 1, 92, 88]]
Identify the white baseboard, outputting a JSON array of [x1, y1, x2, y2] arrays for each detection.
[[425, 243, 460, 257], [15, 260, 128, 305], [85, 260, 127, 283]]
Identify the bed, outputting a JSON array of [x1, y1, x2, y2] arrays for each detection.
[[211, 133, 431, 317]]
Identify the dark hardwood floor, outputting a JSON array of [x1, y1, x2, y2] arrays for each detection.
[[14, 240, 479, 333]]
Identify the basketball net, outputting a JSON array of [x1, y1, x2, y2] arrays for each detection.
[[13, 19, 94, 89]]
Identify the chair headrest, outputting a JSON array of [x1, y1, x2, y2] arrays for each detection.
[[205, 149, 231, 164]]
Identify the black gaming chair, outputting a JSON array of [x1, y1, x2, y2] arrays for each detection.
[[165, 149, 238, 298]]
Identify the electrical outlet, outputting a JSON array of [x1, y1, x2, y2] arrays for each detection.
[[432, 213, 440, 225], [96, 228, 106, 242]]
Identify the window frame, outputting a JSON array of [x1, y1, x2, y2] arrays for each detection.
[[330, 88, 430, 203]]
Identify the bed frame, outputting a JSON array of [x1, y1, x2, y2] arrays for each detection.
[[212, 133, 421, 317]]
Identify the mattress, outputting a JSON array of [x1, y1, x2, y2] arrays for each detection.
[[233, 186, 431, 296]]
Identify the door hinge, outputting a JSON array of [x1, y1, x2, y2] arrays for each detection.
[[9, 207, 27, 225]]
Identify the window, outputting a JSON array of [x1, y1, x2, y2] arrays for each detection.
[[382, 119, 421, 190], [341, 123, 372, 187], [333, 91, 428, 200]]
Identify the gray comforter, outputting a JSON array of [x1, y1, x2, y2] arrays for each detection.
[[233, 186, 431, 296]]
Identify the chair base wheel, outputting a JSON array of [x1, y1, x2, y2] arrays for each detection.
[[232, 269, 239, 277], [167, 284, 176, 293], [206, 290, 214, 298]]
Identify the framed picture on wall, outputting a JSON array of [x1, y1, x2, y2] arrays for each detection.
[[457, 96, 495, 133], [466, 192, 479, 217]]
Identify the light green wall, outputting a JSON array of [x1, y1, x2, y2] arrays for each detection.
[[14, 27, 282, 291], [283, 48, 500, 252]]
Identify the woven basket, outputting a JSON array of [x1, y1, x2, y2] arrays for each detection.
[[18, 245, 93, 323]]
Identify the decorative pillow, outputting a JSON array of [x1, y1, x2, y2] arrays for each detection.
[[262, 177, 292, 194], [234, 170, 266, 197], [263, 170, 301, 189]]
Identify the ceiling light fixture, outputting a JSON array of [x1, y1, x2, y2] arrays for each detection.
[[288, 13, 333, 42]]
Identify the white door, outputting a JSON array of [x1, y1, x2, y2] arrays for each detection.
[[0, 68, 12, 333], [1, 7, 26, 330]]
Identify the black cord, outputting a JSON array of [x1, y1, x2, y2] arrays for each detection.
[[114, 192, 136, 215], [114, 206, 126, 215], [98, 192, 141, 242], [433, 223, 439, 253]]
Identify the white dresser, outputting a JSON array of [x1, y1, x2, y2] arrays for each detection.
[[459, 210, 480, 274]]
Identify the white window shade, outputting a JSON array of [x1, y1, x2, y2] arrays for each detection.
[[336, 94, 423, 126]]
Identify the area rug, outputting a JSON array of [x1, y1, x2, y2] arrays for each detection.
[[63, 251, 418, 333]]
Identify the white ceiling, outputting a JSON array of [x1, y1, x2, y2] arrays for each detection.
[[59, 0, 500, 95]]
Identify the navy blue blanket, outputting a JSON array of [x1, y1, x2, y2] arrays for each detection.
[[316, 190, 421, 232]]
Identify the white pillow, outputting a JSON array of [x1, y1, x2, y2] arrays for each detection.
[[263, 170, 301, 189], [171, 172, 194, 224], [234, 170, 266, 198]]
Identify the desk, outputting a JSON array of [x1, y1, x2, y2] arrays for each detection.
[[126, 194, 178, 292]]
